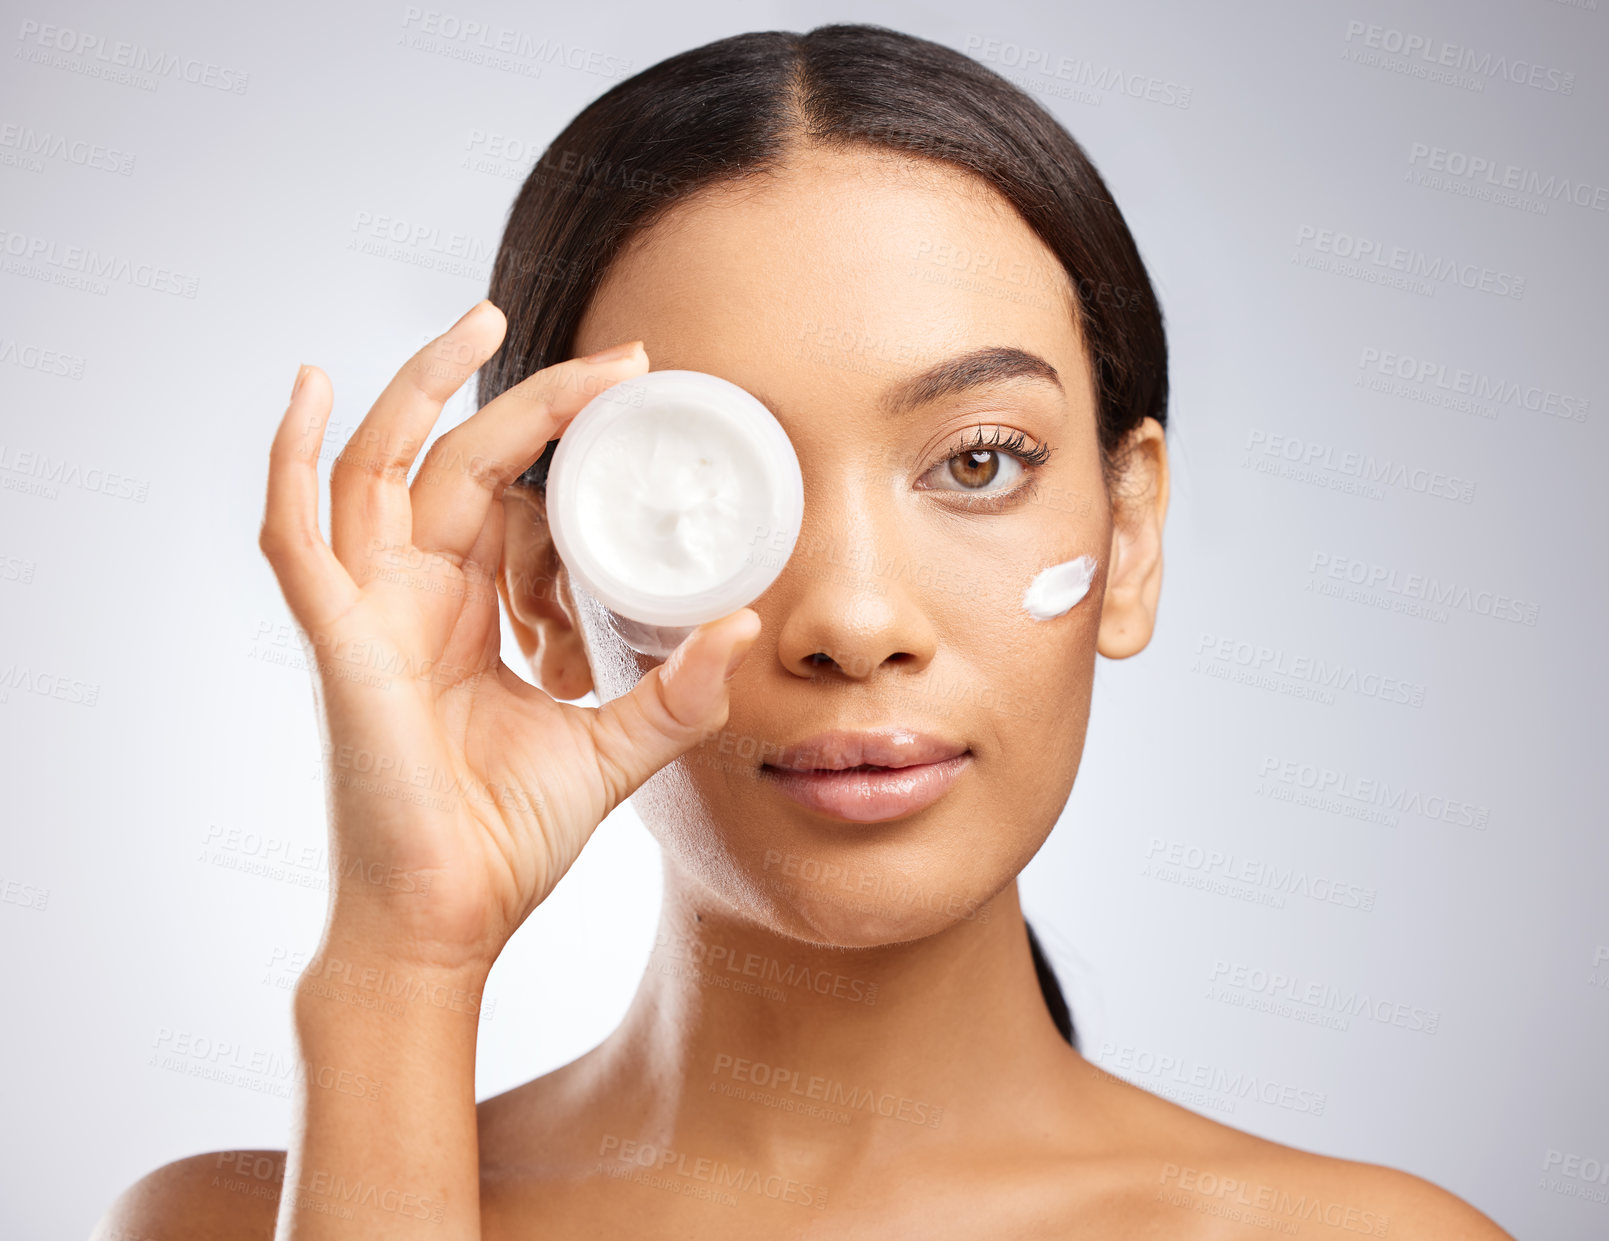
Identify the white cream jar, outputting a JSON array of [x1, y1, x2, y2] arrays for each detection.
[[546, 369, 804, 659]]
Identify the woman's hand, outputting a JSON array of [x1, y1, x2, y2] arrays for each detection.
[[258, 299, 760, 974]]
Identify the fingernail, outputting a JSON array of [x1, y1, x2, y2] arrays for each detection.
[[581, 340, 643, 365], [724, 642, 751, 682], [290, 364, 308, 402]]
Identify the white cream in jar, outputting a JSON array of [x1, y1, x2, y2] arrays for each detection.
[[546, 369, 804, 659]]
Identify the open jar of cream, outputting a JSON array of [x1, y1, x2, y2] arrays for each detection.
[[545, 369, 804, 659]]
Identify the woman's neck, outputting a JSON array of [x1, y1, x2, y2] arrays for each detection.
[[578, 857, 1092, 1190]]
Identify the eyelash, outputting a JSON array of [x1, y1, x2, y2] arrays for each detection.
[[919, 425, 1052, 512]]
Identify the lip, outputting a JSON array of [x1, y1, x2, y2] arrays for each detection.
[[758, 729, 972, 823]]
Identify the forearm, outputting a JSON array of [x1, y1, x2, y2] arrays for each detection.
[[276, 939, 491, 1241]]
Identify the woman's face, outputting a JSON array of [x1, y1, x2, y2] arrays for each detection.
[[507, 141, 1160, 948]]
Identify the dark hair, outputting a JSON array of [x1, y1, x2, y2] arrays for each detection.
[[478, 23, 1168, 1048], [1027, 921, 1076, 1050]]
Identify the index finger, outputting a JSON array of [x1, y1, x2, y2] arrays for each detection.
[[327, 300, 507, 578], [407, 342, 649, 568]]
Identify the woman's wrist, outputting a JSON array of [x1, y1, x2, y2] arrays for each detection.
[[313, 889, 507, 975], [294, 931, 496, 1030], [285, 935, 487, 1238]]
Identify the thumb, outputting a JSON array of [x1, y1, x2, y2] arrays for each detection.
[[585, 608, 763, 810]]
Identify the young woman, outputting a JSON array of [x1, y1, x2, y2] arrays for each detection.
[[98, 24, 1513, 1240]]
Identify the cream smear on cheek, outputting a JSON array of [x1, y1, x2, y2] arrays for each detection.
[[1022, 554, 1098, 620]]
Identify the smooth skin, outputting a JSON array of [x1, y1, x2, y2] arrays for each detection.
[[96, 142, 1514, 1240]]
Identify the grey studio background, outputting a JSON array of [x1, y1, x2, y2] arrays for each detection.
[[1, 0, 1605, 1237]]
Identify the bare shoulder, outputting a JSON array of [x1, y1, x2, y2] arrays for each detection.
[[475, 1050, 601, 1169], [1149, 1111, 1514, 1239], [87, 1069, 575, 1241], [1078, 1061, 1515, 1239], [1234, 1142, 1517, 1240], [91, 1150, 284, 1241]]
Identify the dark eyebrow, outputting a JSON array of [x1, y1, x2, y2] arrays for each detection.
[[880, 346, 1063, 417]]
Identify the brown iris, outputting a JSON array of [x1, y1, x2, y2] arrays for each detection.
[[948, 449, 1001, 489]]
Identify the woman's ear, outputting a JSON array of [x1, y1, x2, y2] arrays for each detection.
[[498, 486, 596, 700], [1097, 417, 1169, 659]]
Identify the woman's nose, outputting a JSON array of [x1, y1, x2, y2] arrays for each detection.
[[766, 491, 939, 681]]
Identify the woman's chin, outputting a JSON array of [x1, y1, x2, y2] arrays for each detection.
[[762, 892, 986, 950]]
